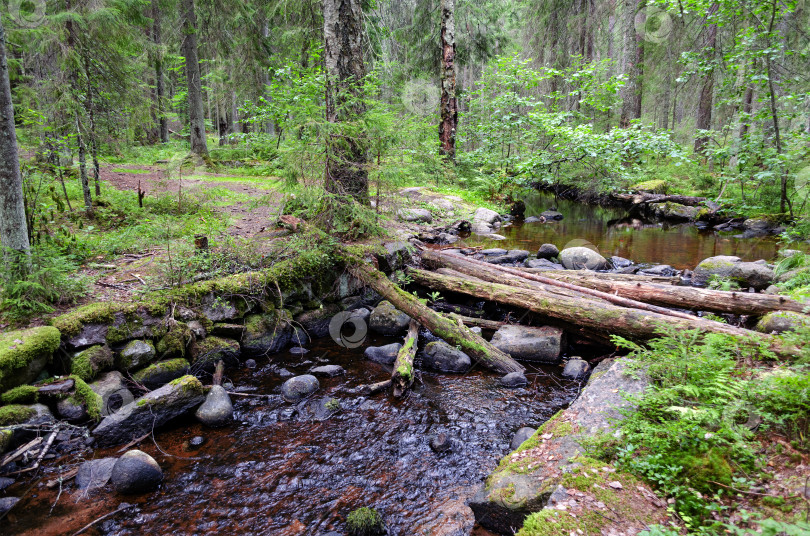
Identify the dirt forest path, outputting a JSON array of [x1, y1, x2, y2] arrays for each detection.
[[99, 164, 284, 238]]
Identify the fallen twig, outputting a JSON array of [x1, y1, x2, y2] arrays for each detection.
[[8, 430, 58, 475], [71, 503, 134, 536], [1, 437, 43, 467]]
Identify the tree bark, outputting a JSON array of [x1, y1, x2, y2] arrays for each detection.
[[82, 52, 100, 196], [348, 261, 524, 374], [619, 0, 643, 127], [409, 269, 793, 359], [76, 114, 93, 214], [323, 0, 369, 203], [694, 4, 718, 155], [537, 272, 806, 316], [522, 269, 679, 286], [392, 319, 418, 396], [439, 0, 457, 160], [0, 18, 30, 256], [764, 0, 789, 214], [181, 0, 208, 158], [154, 4, 169, 144]]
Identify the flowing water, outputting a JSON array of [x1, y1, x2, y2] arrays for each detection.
[[463, 191, 801, 269], [7, 334, 580, 536]]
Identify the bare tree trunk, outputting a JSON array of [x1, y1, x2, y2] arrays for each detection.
[[181, 0, 208, 158], [82, 52, 100, 196], [0, 19, 30, 256], [764, 0, 789, 214], [619, 0, 643, 127], [439, 0, 457, 160], [154, 4, 169, 143], [323, 0, 369, 203], [76, 115, 93, 214], [694, 4, 718, 155]]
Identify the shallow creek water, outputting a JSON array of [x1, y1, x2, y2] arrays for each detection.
[[7, 334, 580, 536], [462, 191, 801, 269]]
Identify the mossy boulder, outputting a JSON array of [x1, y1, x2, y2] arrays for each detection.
[[369, 301, 411, 336], [56, 376, 103, 422], [242, 310, 293, 356], [0, 326, 60, 392], [93, 375, 206, 447], [70, 345, 114, 382], [0, 404, 37, 426], [0, 428, 12, 455], [649, 201, 708, 221], [117, 339, 157, 371], [156, 323, 194, 358], [0, 385, 39, 405], [693, 255, 774, 290], [132, 358, 190, 390], [629, 179, 668, 194], [190, 337, 240, 371], [469, 359, 649, 534], [755, 311, 810, 334], [294, 304, 342, 339]]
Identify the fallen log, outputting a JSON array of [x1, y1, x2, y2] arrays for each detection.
[[447, 313, 505, 331], [348, 261, 525, 374], [392, 320, 419, 396], [536, 276, 807, 316], [421, 249, 699, 322], [612, 193, 708, 206], [408, 269, 793, 359], [523, 269, 680, 285]]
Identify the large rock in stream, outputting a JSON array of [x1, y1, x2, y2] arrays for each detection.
[[111, 450, 163, 494], [423, 341, 471, 373], [369, 301, 411, 336], [559, 247, 608, 271], [692, 255, 774, 290], [490, 325, 564, 363], [195, 385, 233, 427], [468, 358, 650, 534], [92, 375, 206, 447]]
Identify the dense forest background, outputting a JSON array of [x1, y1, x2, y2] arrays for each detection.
[[1, 0, 809, 318]]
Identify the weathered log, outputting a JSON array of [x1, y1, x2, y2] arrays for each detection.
[[421, 249, 698, 321], [537, 276, 807, 316], [612, 193, 708, 206], [392, 319, 418, 396], [348, 261, 525, 374], [409, 269, 793, 359], [447, 313, 505, 331], [524, 269, 679, 286]]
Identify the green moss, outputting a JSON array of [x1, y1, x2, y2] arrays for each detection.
[[0, 428, 12, 454], [0, 326, 60, 391], [132, 358, 190, 385], [49, 302, 133, 337], [1, 385, 39, 405], [0, 404, 36, 426], [346, 506, 385, 536], [490, 411, 575, 478], [156, 323, 192, 357], [70, 345, 113, 382], [630, 179, 668, 193], [65, 375, 103, 421]]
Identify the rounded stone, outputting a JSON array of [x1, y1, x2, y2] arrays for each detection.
[[280, 374, 320, 402], [195, 385, 234, 427], [559, 247, 608, 271], [189, 436, 205, 447], [500, 372, 528, 388], [245, 359, 257, 369], [110, 450, 163, 494], [429, 433, 452, 453], [510, 427, 536, 450], [536, 244, 560, 260]]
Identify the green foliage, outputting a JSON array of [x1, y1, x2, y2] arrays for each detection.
[[609, 326, 805, 530], [0, 405, 36, 426], [0, 245, 89, 323], [282, 187, 386, 240], [345, 507, 385, 536]]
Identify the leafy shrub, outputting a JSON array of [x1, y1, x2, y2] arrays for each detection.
[[346, 507, 385, 536], [0, 245, 89, 323]]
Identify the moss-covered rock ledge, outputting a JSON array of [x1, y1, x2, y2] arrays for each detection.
[[468, 358, 667, 535], [0, 327, 60, 392]]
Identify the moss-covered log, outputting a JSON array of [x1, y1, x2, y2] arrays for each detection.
[[347, 261, 524, 374], [392, 319, 418, 396], [409, 269, 794, 359]]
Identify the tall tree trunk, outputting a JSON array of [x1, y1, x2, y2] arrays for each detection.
[[738, 84, 754, 140], [619, 0, 643, 127], [764, 1, 788, 214], [82, 52, 101, 196], [154, 3, 169, 143], [76, 115, 93, 214], [694, 3, 718, 155], [0, 19, 30, 256], [323, 0, 369, 203], [439, 0, 457, 160], [181, 0, 208, 158]]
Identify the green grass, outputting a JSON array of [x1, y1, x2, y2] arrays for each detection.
[[110, 168, 153, 174]]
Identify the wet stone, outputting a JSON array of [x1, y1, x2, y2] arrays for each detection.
[[111, 450, 163, 494], [363, 343, 402, 365], [429, 433, 453, 453], [562, 358, 591, 379], [76, 457, 118, 490], [280, 375, 320, 403], [289, 347, 309, 355], [245, 359, 257, 369], [501, 372, 528, 388], [510, 427, 536, 450], [310, 365, 346, 378], [189, 436, 205, 447]]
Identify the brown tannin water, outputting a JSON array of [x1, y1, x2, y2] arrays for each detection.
[[5, 333, 580, 536]]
